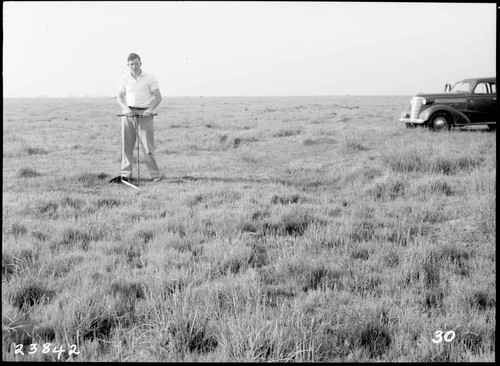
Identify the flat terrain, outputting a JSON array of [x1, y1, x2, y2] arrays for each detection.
[[2, 96, 496, 361]]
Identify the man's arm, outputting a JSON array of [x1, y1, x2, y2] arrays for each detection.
[[144, 89, 162, 116], [117, 91, 133, 116]]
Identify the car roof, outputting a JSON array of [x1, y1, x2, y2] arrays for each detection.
[[460, 77, 496, 83]]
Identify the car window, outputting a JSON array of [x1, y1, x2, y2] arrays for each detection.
[[473, 83, 489, 94], [491, 83, 496, 94], [451, 81, 471, 92]]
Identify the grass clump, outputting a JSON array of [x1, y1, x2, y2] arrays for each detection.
[[383, 145, 483, 175], [41, 253, 85, 277], [18, 168, 41, 178], [76, 172, 109, 186], [57, 228, 95, 251], [30, 200, 59, 219], [246, 241, 269, 269], [366, 176, 408, 201], [25, 147, 48, 155], [96, 198, 121, 209], [261, 209, 323, 237], [342, 133, 367, 151], [164, 317, 219, 355], [61, 196, 85, 209], [467, 289, 496, 311], [10, 283, 55, 310], [272, 127, 302, 138], [5, 222, 28, 237], [270, 193, 304, 205], [110, 279, 146, 303]]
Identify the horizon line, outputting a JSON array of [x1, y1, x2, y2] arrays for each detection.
[[4, 94, 414, 98]]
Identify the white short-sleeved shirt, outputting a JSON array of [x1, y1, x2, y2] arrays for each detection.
[[117, 71, 160, 108]]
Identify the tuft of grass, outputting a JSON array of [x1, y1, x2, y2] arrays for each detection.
[[272, 127, 302, 138], [302, 137, 337, 146], [467, 289, 495, 311], [403, 246, 443, 290], [10, 283, 55, 310], [342, 132, 367, 151], [60, 196, 85, 209], [82, 315, 115, 342], [58, 228, 94, 251], [300, 264, 344, 292], [96, 198, 121, 209], [2, 320, 35, 347], [110, 278, 146, 303], [359, 322, 392, 358], [6, 223, 28, 237], [25, 147, 48, 155], [261, 285, 296, 307], [17, 168, 41, 178], [260, 208, 327, 238], [133, 228, 155, 244], [315, 308, 393, 360], [32, 326, 56, 343], [383, 145, 483, 175], [270, 193, 304, 205], [76, 172, 109, 186], [31, 201, 59, 219], [351, 247, 370, 260], [382, 247, 400, 268], [2, 252, 19, 279], [423, 287, 445, 310], [246, 241, 269, 269], [349, 218, 377, 243], [41, 253, 85, 277], [366, 176, 407, 201], [125, 245, 145, 269], [164, 317, 219, 355], [429, 178, 456, 196]]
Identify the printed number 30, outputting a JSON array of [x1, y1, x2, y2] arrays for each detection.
[[432, 330, 456, 344]]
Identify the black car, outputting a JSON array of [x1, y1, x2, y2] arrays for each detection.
[[399, 77, 496, 131]]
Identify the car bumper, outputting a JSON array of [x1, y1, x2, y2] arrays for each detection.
[[399, 118, 425, 124]]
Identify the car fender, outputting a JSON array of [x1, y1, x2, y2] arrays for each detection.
[[419, 105, 470, 126]]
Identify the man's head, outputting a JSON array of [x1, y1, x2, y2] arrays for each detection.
[[127, 53, 141, 63], [127, 53, 142, 74]]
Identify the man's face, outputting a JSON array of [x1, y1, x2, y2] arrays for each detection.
[[128, 58, 142, 73]]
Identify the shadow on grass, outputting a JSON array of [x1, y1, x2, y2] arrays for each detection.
[[163, 175, 329, 189]]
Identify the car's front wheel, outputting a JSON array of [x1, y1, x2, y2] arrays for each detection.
[[430, 113, 450, 131]]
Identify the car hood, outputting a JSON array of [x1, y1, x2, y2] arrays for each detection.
[[415, 92, 467, 99]]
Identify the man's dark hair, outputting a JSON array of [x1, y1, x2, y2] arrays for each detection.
[[127, 53, 141, 62]]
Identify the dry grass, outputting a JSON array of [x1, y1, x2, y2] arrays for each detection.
[[2, 96, 495, 361]]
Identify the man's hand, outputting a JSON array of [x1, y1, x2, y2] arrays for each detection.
[[123, 108, 134, 117], [143, 109, 153, 117]]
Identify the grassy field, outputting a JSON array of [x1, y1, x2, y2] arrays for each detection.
[[2, 96, 495, 362]]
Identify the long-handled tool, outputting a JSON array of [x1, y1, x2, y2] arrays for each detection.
[[109, 113, 157, 190], [134, 115, 140, 188]]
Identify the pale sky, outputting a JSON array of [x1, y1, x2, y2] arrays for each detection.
[[2, 1, 497, 97]]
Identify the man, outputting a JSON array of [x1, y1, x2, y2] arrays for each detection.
[[117, 53, 162, 182]]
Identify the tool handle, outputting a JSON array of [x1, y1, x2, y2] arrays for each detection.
[[117, 114, 158, 117]]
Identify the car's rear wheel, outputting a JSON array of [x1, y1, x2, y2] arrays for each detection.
[[430, 113, 450, 131]]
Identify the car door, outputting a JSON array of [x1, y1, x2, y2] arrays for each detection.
[[466, 81, 497, 123]]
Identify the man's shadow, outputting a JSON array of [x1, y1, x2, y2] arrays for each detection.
[[162, 175, 279, 185]]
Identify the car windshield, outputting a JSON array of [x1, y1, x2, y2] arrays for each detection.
[[451, 81, 472, 93]]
